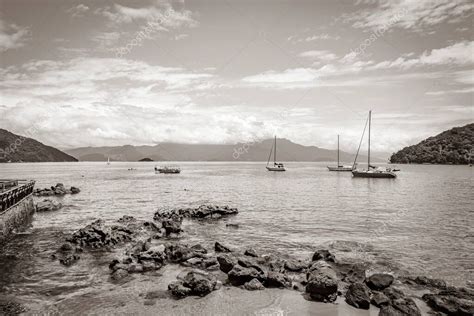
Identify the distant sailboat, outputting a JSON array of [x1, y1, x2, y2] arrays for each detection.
[[327, 135, 353, 171], [266, 136, 286, 171], [107, 157, 110, 165], [352, 111, 396, 178]]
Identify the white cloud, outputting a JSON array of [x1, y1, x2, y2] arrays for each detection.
[[67, 4, 90, 18], [0, 19, 30, 52], [349, 0, 474, 32], [241, 68, 319, 88], [299, 50, 338, 61], [426, 87, 474, 96]]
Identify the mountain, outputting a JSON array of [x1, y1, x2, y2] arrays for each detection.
[[390, 123, 473, 164], [0, 129, 78, 163], [65, 138, 385, 162]]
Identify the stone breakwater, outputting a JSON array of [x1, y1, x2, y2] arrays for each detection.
[[34, 183, 80, 196], [52, 204, 473, 316]]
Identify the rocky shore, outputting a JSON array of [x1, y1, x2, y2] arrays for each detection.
[[46, 203, 474, 316], [34, 183, 80, 196]]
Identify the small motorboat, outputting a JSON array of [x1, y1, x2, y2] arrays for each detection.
[[155, 166, 181, 174]]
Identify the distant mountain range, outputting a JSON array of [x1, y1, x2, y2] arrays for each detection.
[[65, 138, 384, 163], [390, 123, 473, 164], [0, 129, 77, 163]]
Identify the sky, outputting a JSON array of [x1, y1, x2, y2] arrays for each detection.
[[0, 0, 473, 153]]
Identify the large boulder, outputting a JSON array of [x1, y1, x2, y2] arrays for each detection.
[[244, 278, 265, 290], [217, 254, 237, 273], [165, 244, 203, 263], [366, 273, 394, 291], [244, 248, 258, 257], [215, 241, 232, 253], [311, 249, 335, 263], [168, 270, 218, 298], [423, 287, 474, 316], [345, 282, 371, 309], [228, 265, 263, 286], [36, 199, 62, 212], [66, 219, 134, 248], [265, 271, 291, 288], [305, 261, 338, 302], [379, 297, 421, 316]]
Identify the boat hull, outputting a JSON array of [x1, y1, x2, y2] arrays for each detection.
[[352, 170, 396, 178], [266, 166, 286, 172], [327, 166, 352, 171]]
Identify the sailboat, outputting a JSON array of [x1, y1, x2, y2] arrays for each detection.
[[266, 136, 286, 171], [327, 135, 353, 171], [352, 111, 396, 178], [107, 157, 110, 165]]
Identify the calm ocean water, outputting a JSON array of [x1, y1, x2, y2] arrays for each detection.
[[0, 162, 472, 313]]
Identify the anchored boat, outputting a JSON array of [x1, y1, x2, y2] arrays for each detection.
[[155, 166, 181, 174], [266, 136, 286, 171], [352, 111, 396, 179], [327, 134, 353, 171]]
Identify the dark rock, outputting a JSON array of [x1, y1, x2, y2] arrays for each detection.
[[161, 214, 183, 236], [215, 241, 232, 253], [168, 270, 217, 298], [190, 244, 208, 254], [284, 259, 306, 272], [59, 253, 80, 266], [345, 282, 371, 309], [70, 186, 81, 194], [165, 244, 202, 263], [244, 248, 258, 257], [380, 298, 421, 316], [366, 273, 394, 291], [402, 276, 447, 289], [217, 254, 236, 273], [168, 281, 192, 298], [305, 261, 338, 302], [371, 292, 390, 307], [423, 287, 474, 316], [66, 219, 133, 248], [111, 268, 129, 281], [226, 223, 239, 229], [228, 265, 263, 286], [383, 287, 405, 301], [237, 257, 265, 274], [244, 278, 265, 291], [36, 199, 62, 212], [154, 205, 238, 221], [265, 271, 291, 288], [336, 262, 367, 284], [312, 249, 335, 263]]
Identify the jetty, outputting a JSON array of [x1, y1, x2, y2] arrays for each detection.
[[0, 179, 36, 240]]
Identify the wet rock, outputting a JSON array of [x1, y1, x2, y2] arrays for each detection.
[[36, 199, 63, 212], [265, 271, 291, 288], [66, 219, 133, 248], [58, 253, 80, 266], [165, 244, 203, 263], [111, 268, 129, 281], [70, 186, 81, 194], [228, 265, 263, 286], [161, 214, 183, 236], [217, 254, 236, 273], [379, 297, 421, 316], [336, 262, 367, 284], [402, 275, 447, 289], [215, 241, 232, 253], [191, 244, 207, 254], [383, 287, 405, 301], [244, 278, 265, 291], [0, 300, 27, 315], [422, 287, 474, 316], [34, 184, 80, 196], [284, 259, 306, 272], [345, 282, 371, 309], [306, 261, 338, 302], [366, 273, 394, 291], [168, 270, 217, 298], [154, 205, 238, 221], [311, 249, 335, 263], [226, 223, 239, 229], [244, 248, 258, 257], [371, 292, 390, 307], [237, 257, 265, 274]]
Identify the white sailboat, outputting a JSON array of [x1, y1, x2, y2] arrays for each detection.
[[327, 134, 353, 171], [107, 157, 110, 165], [352, 111, 396, 178], [266, 136, 286, 171]]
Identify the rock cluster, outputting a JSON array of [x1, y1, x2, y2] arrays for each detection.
[[423, 287, 474, 315], [36, 199, 63, 212], [168, 270, 219, 298], [34, 183, 80, 196], [154, 205, 238, 221]]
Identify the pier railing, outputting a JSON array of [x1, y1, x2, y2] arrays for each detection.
[[0, 180, 36, 214]]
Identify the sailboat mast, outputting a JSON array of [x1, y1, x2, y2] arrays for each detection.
[[274, 136, 277, 164], [337, 134, 340, 166], [368, 110, 371, 169]]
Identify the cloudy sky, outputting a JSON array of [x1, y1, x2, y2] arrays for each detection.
[[0, 0, 472, 152]]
